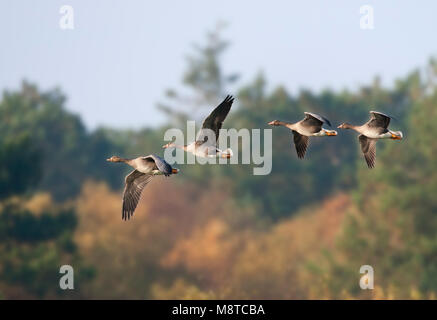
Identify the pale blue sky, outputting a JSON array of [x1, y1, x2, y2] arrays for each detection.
[[1, 1, 436, 129]]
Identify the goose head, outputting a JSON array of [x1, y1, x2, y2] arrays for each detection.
[[337, 123, 350, 129], [268, 120, 281, 126], [106, 156, 123, 162]]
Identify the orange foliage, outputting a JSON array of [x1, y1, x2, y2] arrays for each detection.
[[161, 219, 238, 285], [155, 193, 351, 299], [23, 193, 54, 216], [74, 181, 427, 299], [73, 179, 367, 299], [74, 179, 237, 298]]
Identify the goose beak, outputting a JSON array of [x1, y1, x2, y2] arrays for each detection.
[[172, 168, 179, 174], [326, 130, 338, 136], [391, 133, 402, 140], [268, 121, 275, 126], [221, 153, 231, 159]]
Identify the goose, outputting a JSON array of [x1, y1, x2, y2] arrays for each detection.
[[162, 95, 234, 158], [106, 154, 179, 220], [337, 111, 403, 168], [268, 112, 337, 159]]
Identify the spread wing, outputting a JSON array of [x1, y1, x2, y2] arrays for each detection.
[[292, 130, 310, 159], [358, 134, 377, 169], [196, 95, 234, 145], [302, 112, 332, 127], [367, 111, 391, 130], [122, 170, 153, 220], [143, 154, 172, 175]]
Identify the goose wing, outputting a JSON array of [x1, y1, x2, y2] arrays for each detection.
[[367, 111, 392, 130], [302, 112, 332, 127], [143, 154, 172, 175], [122, 170, 153, 220], [358, 134, 377, 169], [196, 95, 234, 145], [292, 130, 310, 159]]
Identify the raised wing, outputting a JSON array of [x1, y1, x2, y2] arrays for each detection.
[[122, 170, 153, 220], [143, 154, 172, 175], [292, 130, 310, 159], [196, 95, 234, 144], [358, 134, 377, 169], [367, 111, 392, 129], [303, 112, 332, 127]]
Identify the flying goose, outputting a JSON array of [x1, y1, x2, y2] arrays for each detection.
[[268, 112, 337, 159], [337, 111, 403, 168], [107, 154, 179, 220], [162, 95, 234, 158]]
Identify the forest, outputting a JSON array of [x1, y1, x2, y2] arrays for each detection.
[[0, 29, 436, 299]]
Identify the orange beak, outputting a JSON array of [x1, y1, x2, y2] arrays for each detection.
[[391, 134, 402, 140], [172, 168, 179, 174], [326, 131, 338, 136]]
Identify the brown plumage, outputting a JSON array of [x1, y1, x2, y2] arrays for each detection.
[[122, 170, 154, 220], [198, 95, 234, 143], [107, 154, 179, 220], [163, 95, 234, 158], [268, 112, 337, 159], [292, 131, 310, 159], [338, 111, 403, 169], [358, 135, 377, 168]]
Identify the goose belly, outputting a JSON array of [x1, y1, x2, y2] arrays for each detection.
[[361, 132, 379, 139], [294, 127, 316, 136], [359, 127, 389, 139], [131, 158, 155, 173], [363, 131, 391, 139], [192, 145, 219, 158], [136, 163, 155, 173]]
